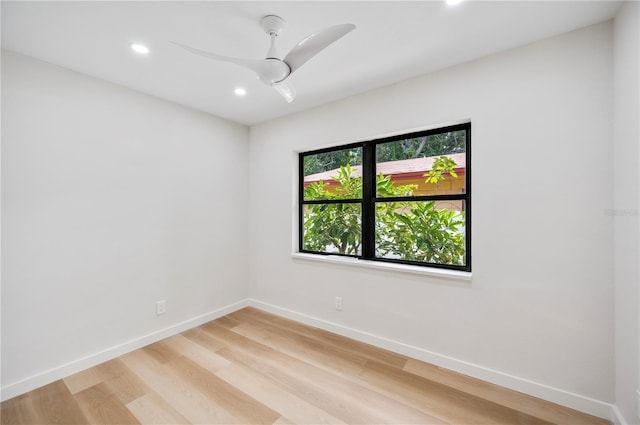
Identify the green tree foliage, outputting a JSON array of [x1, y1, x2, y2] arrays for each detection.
[[303, 165, 364, 255], [303, 147, 362, 176], [375, 200, 465, 265], [424, 156, 458, 184], [303, 159, 466, 265], [303, 131, 465, 176], [376, 131, 466, 163]]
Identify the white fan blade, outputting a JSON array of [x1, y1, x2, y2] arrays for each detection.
[[284, 23, 355, 73], [272, 80, 296, 103], [170, 41, 265, 74]]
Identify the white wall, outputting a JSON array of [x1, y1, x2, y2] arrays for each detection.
[[2, 11, 633, 420], [613, 2, 640, 424], [249, 22, 615, 412], [1, 50, 250, 398]]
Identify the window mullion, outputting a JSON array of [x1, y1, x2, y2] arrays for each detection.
[[361, 143, 375, 259], [298, 152, 305, 254]]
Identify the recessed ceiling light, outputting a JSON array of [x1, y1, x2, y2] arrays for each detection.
[[446, 0, 463, 5], [130, 43, 150, 55], [234, 87, 247, 96]]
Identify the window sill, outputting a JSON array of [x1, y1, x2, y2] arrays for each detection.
[[291, 253, 472, 282]]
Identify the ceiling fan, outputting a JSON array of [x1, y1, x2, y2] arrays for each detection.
[[172, 15, 355, 103]]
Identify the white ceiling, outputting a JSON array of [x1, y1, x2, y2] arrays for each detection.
[[1, 1, 621, 126]]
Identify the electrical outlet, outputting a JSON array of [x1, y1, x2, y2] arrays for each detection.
[[156, 300, 166, 316], [335, 296, 343, 311]]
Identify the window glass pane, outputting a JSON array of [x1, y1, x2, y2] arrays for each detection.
[[375, 200, 466, 266], [303, 147, 363, 200], [303, 203, 362, 255], [376, 130, 466, 198]]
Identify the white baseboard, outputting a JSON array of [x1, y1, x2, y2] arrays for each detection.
[[248, 299, 615, 421], [611, 404, 633, 425], [0, 299, 249, 402], [1, 297, 621, 423]]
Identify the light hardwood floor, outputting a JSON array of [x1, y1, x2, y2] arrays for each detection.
[[1, 307, 611, 425]]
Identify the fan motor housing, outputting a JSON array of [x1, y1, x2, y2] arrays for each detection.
[[258, 58, 291, 84], [261, 15, 285, 37]]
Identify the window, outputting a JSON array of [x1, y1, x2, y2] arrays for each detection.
[[299, 123, 471, 272]]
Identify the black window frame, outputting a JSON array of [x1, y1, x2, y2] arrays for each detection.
[[299, 122, 471, 272]]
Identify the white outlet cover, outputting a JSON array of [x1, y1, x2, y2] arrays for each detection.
[[156, 300, 166, 315]]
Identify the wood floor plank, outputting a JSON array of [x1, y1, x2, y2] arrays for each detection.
[[227, 319, 545, 425], [361, 357, 556, 425], [102, 364, 149, 405], [0, 394, 44, 425], [126, 393, 189, 425], [213, 314, 242, 329], [214, 346, 394, 424], [63, 367, 103, 395], [272, 416, 296, 425], [1, 307, 613, 425], [230, 307, 409, 368], [216, 363, 349, 425], [231, 321, 368, 376], [181, 326, 227, 352], [166, 355, 280, 424], [205, 322, 446, 424], [74, 382, 140, 424], [403, 359, 610, 425], [230, 308, 608, 425], [164, 333, 231, 374], [94, 358, 133, 381], [27, 380, 89, 425], [142, 339, 182, 364], [120, 349, 239, 424], [63, 358, 131, 395]]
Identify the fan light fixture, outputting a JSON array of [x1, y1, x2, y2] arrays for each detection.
[[272, 81, 295, 103], [234, 87, 247, 96], [130, 43, 150, 55]]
